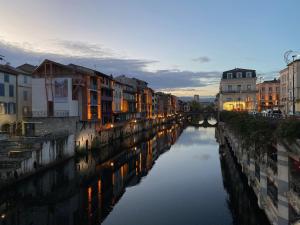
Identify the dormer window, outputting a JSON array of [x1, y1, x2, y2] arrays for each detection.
[[246, 72, 252, 78], [227, 73, 233, 79], [236, 72, 242, 78]]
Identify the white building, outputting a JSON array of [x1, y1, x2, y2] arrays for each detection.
[[31, 77, 78, 118], [219, 68, 257, 111], [279, 59, 300, 115]]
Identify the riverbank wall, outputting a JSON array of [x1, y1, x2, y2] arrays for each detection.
[[0, 115, 184, 189], [216, 122, 300, 225]]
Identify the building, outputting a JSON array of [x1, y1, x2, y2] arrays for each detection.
[[115, 75, 152, 119], [122, 83, 136, 121], [219, 68, 257, 111], [194, 94, 200, 102], [31, 60, 83, 120], [256, 79, 280, 112], [16, 64, 35, 121], [279, 59, 300, 115], [0, 64, 17, 132], [113, 80, 124, 122], [69, 63, 114, 124]]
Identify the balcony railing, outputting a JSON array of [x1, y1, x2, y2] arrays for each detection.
[[29, 110, 70, 117], [220, 90, 258, 94], [54, 110, 70, 117]]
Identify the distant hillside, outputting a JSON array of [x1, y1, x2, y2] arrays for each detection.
[[179, 96, 215, 102]]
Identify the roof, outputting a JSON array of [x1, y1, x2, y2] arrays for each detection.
[[0, 64, 19, 75], [262, 78, 280, 84], [222, 68, 256, 79], [69, 63, 113, 80], [17, 63, 37, 74], [223, 68, 256, 73], [34, 59, 73, 74]]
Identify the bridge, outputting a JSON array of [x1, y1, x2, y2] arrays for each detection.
[[183, 110, 218, 128]]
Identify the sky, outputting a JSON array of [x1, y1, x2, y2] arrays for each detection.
[[0, 0, 300, 97]]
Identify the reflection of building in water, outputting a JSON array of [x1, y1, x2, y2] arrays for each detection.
[[219, 147, 270, 225], [0, 124, 183, 225], [217, 125, 300, 225]]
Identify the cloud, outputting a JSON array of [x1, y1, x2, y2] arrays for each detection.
[[192, 56, 211, 63], [0, 40, 221, 96]]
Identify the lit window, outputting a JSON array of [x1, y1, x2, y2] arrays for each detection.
[[0, 102, 5, 114]]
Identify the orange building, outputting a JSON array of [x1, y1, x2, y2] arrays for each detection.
[[256, 79, 280, 112]]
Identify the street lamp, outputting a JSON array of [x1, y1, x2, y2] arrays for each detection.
[[284, 50, 300, 116]]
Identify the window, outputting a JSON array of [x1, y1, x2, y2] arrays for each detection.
[[0, 102, 5, 114], [269, 96, 272, 101], [23, 90, 28, 101], [227, 73, 233, 79], [236, 72, 242, 78], [237, 85, 241, 92], [262, 87, 265, 92], [246, 72, 252, 78], [23, 76, 28, 84], [247, 84, 251, 90], [228, 85, 232, 91], [9, 85, 14, 97], [269, 87, 272, 92], [4, 74, 9, 82], [0, 83, 4, 96]]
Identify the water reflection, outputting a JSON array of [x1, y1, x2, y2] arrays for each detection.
[[0, 125, 270, 225], [219, 146, 270, 225]]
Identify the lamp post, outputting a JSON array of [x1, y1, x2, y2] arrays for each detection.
[[292, 55, 296, 115], [284, 50, 300, 116]]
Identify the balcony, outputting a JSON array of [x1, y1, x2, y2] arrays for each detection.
[[220, 90, 258, 94], [89, 84, 98, 91]]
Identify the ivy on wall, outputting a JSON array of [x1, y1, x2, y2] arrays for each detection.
[[220, 111, 300, 158]]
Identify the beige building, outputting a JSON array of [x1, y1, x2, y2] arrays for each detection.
[[256, 79, 280, 112], [279, 59, 300, 115], [219, 68, 257, 111]]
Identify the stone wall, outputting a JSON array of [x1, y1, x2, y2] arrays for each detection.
[[24, 117, 79, 136]]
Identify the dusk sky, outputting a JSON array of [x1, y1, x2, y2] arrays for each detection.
[[1, 0, 300, 97]]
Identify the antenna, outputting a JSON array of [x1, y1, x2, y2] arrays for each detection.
[[284, 50, 300, 64]]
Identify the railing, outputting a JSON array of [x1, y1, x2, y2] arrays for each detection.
[[54, 110, 69, 117], [32, 110, 47, 117], [220, 90, 258, 94], [89, 84, 98, 91]]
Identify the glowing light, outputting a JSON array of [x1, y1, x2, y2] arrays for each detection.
[[110, 162, 114, 167], [223, 101, 246, 111], [1, 214, 5, 219]]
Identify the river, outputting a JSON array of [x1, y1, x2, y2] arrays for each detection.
[[0, 124, 270, 225]]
